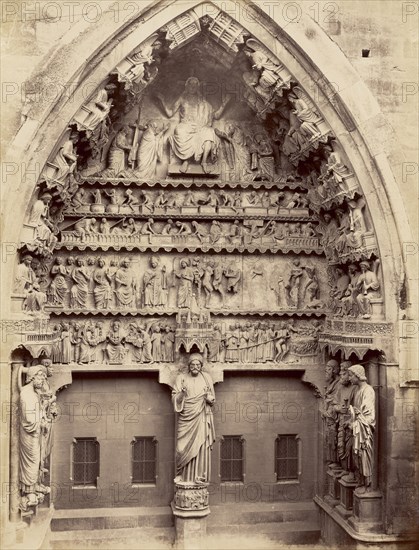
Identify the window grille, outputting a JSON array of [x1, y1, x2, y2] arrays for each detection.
[[220, 436, 244, 482], [72, 438, 99, 486], [131, 437, 157, 484], [275, 435, 299, 481]]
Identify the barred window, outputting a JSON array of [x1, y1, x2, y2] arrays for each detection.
[[72, 438, 99, 486], [220, 436, 244, 482], [132, 437, 157, 484], [275, 435, 299, 481]]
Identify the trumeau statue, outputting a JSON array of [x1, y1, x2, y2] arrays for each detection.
[[155, 76, 231, 173], [172, 353, 215, 484]]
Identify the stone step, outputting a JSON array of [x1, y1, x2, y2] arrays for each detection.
[[51, 506, 173, 532], [207, 520, 321, 546], [46, 526, 175, 549], [208, 500, 319, 525]]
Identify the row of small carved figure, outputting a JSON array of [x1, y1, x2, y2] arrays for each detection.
[[68, 187, 309, 213], [60, 217, 318, 245], [15, 254, 242, 312], [328, 260, 381, 319], [49, 320, 175, 364], [208, 320, 323, 363], [46, 318, 323, 365], [15, 254, 326, 313]]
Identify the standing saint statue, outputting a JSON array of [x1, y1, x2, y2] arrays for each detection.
[[322, 359, 340, 467], [347, 364, 376, 493], [19, 364, 56, 511], [155, 76, 230, 174], [172, 353, 215, 484]]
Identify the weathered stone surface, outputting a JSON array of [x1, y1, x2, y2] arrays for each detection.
[[0, 1, 417, 549]]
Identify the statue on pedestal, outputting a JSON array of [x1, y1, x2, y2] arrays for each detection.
[[347, 364, 376, 493], [19, 362, 57, 512], [322, 359, 340, 468], [172, 353, 215, 485], [334, 361, 356, 474]]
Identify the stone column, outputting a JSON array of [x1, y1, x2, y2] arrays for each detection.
[[172, 482, 210, 549], [367, 358, 380, 491]]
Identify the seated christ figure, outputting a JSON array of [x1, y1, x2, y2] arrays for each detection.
[[156, 77, 229, 174]]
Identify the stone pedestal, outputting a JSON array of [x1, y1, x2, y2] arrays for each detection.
[[172, 482, 210, 549], [335, 475, 357, 519], [348, 489, 383, 534], [324, 466, 344, 507]]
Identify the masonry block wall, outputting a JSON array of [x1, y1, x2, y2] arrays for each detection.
[[52, 373, 175, 509]]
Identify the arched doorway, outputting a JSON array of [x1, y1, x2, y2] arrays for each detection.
[[1, 1, 416, 547]]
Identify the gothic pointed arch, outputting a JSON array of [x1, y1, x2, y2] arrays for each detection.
[[1, 0, 417, 546]]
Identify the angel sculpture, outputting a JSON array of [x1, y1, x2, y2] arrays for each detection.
[[114, 34, 161, 88], [288, 86, 325, 142], [243, 39, 292, 104]]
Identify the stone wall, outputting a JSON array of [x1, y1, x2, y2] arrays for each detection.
[[52, 372, 318, 509], [53, 372, 175, 509]]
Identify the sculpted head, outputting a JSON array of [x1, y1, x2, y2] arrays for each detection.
[[339, 361, 352, 385], [348, 263, 358, 276], [22, 254, 33, 267], [348, 364, 367, 385], [184, 76, 200, 95], [325, 359, 339, 383], [41, 193, 52, 205], [26, 366, 47, 389], [188, 353, 203, 377], [41, 357, 54, 377]]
